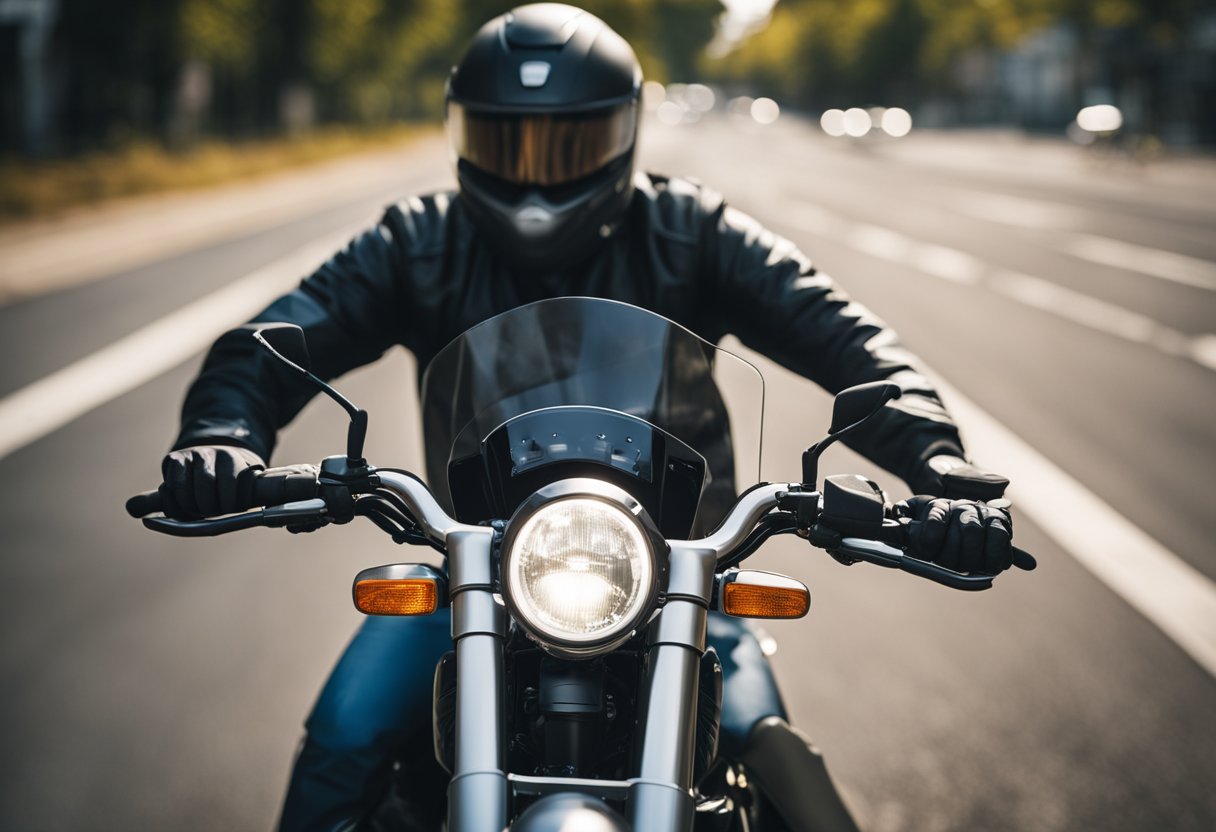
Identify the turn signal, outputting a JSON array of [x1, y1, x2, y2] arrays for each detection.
[[720, 571, 810, 619], [354, 579, 439, 616]]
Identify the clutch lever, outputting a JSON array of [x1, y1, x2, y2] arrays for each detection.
[[832, 538, 996, 591]]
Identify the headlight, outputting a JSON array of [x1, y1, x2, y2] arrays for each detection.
[[502, 482, 660, 657]]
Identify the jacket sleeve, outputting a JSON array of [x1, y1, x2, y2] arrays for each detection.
[[173, 206, 412, 461], [704, 199, 965, 491]]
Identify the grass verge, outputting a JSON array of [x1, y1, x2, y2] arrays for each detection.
[[0, 124, 432, 223]]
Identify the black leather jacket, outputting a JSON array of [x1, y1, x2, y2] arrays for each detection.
[[175, 173, 965, 499]]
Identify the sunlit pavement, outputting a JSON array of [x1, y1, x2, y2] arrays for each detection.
[[1, 116, 1213, 831]]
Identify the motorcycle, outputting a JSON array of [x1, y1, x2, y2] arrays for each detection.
[[126, 297, 1033, 831]]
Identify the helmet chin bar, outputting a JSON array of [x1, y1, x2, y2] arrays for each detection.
[[457, 155, 636, 273], [512, 198, 559, 238]]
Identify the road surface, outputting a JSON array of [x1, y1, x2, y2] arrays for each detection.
[[1, 115, 1213, 831]]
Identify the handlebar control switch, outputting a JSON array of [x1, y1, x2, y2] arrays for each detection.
[[819, 475, 885, 539], [776, 488, 820, 531], [319, 455, 368, 524]]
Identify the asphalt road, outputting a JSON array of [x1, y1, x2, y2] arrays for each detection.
[[1, 115, 1213, 831]]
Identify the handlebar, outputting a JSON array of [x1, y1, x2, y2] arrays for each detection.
[[128, 467, 1032, 591]]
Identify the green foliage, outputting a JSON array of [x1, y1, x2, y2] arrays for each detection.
[[180, 0, 263, 71], [46, 0, 723, 152], [701, 0, 1203, 109]]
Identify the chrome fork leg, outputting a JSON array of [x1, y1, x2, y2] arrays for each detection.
[[446, 529, 507, 832], [629, 599, 707, 830]]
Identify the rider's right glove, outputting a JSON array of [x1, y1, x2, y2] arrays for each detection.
[[159, 445, 266, 520], [895, 496, 1014, 574]]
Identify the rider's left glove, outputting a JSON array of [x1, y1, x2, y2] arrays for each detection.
[[160, 445, 266, 520], [896, 496, 1014, 574]]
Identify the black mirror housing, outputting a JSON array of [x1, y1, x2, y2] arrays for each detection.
[[254, 323, 312, 373], [829, 381, 902, 434]]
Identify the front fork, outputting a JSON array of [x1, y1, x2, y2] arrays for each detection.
[[446, 528, 510, 832], [444, 533, 715, 832], [628, 543, 718, 829], [629, 598, 707, 829]]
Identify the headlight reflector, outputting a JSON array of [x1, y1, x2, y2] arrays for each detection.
[[505, 496, 654, 647]]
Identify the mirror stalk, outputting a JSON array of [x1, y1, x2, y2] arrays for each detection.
[[253, 330, 369, 464], [801, 437, 835, 487]]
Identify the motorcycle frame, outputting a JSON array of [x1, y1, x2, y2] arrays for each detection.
[[375, 470, 791, 832]]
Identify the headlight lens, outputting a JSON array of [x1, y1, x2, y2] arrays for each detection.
[[505, 497, 654, 645]]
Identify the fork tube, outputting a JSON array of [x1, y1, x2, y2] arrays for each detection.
[[445, 528, 508, 832], [629, 595, 708, 830]]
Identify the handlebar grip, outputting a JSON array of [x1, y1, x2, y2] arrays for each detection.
[[126, 489, 164, 518], [251, 467, 319, 506], [126, 466, 319, 520]]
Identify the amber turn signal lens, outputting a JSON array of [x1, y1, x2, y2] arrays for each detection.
[[722, 582, 809, 619], [354, 579, 439, 616]]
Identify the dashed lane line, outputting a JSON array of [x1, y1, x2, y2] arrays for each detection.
[[945, 191, 1216, 292], [782, 209, 1216, 372], [1062, 234, 1216, 292]]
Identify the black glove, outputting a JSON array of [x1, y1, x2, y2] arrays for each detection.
[[896, 496, 1015, 574], [159, 445, 266, 519], [911, 454, 1009, 501]]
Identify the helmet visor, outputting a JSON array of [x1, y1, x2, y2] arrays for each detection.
[[447, 100, 637, 187]]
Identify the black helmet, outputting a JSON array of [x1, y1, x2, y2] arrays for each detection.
[[446, 3, 642, 273]]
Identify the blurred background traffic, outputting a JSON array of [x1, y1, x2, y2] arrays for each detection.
[[1, 2, 1215, 831]]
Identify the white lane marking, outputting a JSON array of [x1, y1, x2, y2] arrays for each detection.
[[935, 373, 1216, 679], [782, 208, 1216, 371], [909, 243, 983, 285], [992, 271, 1195, 356], [1063, 234, 1216, 292], [843, 223, 981, 285], [927, 190, 1216, 292], [951, 192, 1084, 230], [1190, 335, 1216, 371], [846, 223, 911, 261], [0, 228, 361, 462]]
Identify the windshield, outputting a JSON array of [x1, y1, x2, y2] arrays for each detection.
[[419, 298, 764, 517]]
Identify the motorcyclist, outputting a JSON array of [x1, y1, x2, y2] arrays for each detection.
[[151, 5, 1017, 830]]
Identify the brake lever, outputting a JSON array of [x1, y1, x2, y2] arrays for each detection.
[[141, 499, 329, 538], [832, 538, 996, 591], [143, 512, 268, 537]]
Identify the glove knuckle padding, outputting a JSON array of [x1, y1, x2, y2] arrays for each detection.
[[923, 500, 949, 554], [160, 445, 265, 519]]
